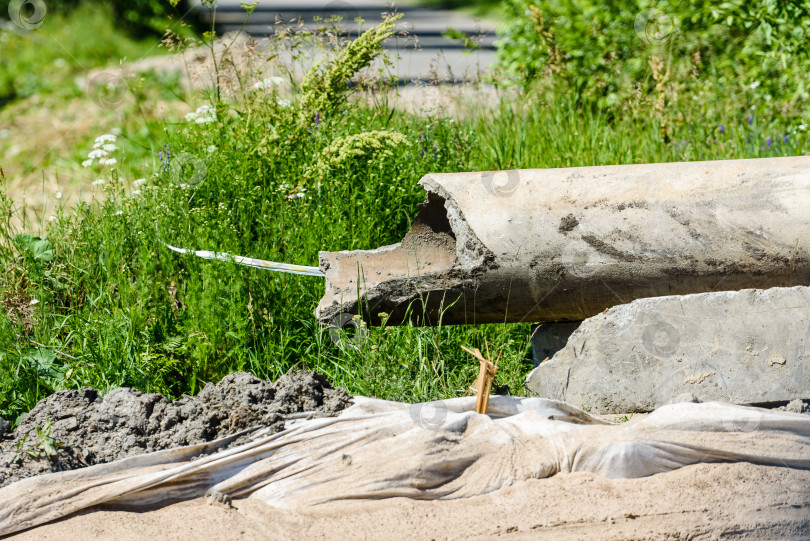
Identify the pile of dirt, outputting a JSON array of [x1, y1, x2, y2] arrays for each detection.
[[0, 371, 351, 488]]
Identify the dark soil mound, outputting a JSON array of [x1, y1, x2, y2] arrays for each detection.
[[0, 371, 351, 488]]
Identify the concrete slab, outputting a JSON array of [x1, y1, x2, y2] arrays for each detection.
[[530, 322, 581, 367], [525, 286, 810, 413]]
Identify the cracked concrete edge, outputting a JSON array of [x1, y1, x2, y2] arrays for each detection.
[[315, 174, 494, 326], [419, 174, 493, 269]]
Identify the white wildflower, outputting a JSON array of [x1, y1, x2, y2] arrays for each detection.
[[133, 178, 147, 186], [95, 133, 117, 144], [99, 157, 117, 166], [82, 159, 93, 168], [48, 215, 56, 222], [55, 192, 62, 199], [252, 76, 285, 90], [799, 124, 808, 131], [115, 210, 124, 215], [277, 98, 291, 108], [30, 299, 39, 305], [88, 149, 108, 159], [132, 190, 141, 196], [185, 104, 216, 124], [102, 143, 118, 152], [111, 127, 122, 135], [92, 178, 105, 186], [749, 81, 760, 90], [207, 145, 218, 154]]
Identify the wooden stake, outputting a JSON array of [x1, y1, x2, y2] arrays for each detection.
[[462, 344, 499, 415], [475, 357, 488, 413]]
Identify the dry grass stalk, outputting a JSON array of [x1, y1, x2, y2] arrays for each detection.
[[462, 343, 499, 414]]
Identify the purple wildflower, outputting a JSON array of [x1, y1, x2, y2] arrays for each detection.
[[766, 137, 773, 148], [158, 145, 171, 170], [420, 150, 425, 157], [748, 116, 753, 125], [719, 124, 725, 135], [783, 134, 789, 143]]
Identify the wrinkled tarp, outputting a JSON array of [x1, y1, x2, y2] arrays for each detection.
[[2, 396, 809, 536]]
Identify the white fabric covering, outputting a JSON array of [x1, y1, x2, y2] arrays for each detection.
[[1, 396, 809, 536]]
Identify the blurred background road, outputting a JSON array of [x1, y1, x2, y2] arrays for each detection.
[[191, 0, 498, 83]]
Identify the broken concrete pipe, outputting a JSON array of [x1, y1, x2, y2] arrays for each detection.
[[316, 156, 810, 326]]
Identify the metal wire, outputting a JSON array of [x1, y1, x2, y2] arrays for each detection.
[[165, 244, 325, 277]]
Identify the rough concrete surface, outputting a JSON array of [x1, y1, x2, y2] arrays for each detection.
[[525, 286, 810, 414], [530, 321, 581, 366], [0, 371, 350, 488], [317, 156, 810, 326]]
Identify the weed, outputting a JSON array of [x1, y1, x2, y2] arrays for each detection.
[[11, 420, 63, 471]]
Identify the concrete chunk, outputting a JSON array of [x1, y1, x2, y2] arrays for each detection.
[[525, 286, 810, 413], [530, 321, 581, 367]]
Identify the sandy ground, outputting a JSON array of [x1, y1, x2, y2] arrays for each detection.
[[8, 462, 810, 540]]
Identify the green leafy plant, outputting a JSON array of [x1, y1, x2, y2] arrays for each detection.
[[298, 14, 402, 122], [13, 235, 53, 268], [11, 420, 63, 470], [495, 0, 810, 118]]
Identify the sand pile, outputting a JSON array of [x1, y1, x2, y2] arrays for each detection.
[[13, 463, 810, 541], [0, 371, 351, 488]]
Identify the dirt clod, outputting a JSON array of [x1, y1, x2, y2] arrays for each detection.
[[0, 371, 351, 488], [782, 399, 810, 414]]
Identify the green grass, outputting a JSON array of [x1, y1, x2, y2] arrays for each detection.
[[0, 3, 171, 106], [1, 6, 809, 425]]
